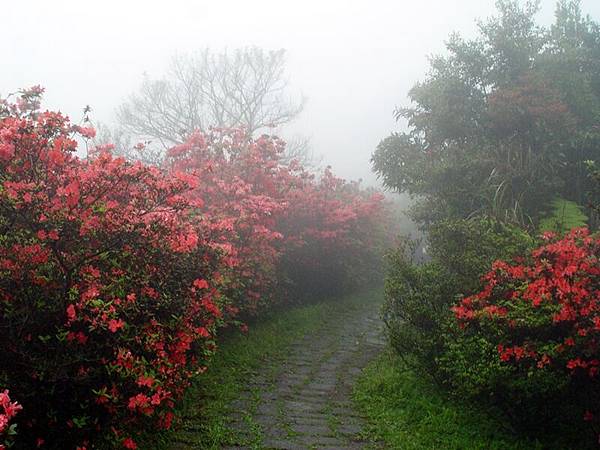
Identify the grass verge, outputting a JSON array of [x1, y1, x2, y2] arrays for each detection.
[[353, 350, 587, 450]]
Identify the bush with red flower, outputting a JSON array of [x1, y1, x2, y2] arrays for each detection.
[[277, 167, 390, 299], [166, 128, 392, 309], [0, 389, 22, 449], [0, 88, 225, 448], [450, 227, 600, 432], [166, 129, 292, 314], [0, 88, 392, 448]]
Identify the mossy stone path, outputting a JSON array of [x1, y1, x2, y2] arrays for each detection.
[[172, 297, 384, 449]]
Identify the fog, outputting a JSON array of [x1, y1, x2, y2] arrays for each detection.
[[3, 0, 600, 184]]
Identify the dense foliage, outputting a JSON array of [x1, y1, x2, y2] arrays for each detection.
[[0, 88, 391, 448], [452, 229, 600, 431], [0, 88, 225, 449], [383, 218, 532, 377], [373, 0, 600, 228], [376, 0, 600, 445], [166, 130, 389, 307]]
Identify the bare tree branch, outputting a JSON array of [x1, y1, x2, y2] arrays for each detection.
[[116, 47, 306, 158]]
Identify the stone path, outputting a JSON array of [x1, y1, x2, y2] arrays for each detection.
[[229, 299, 384, 450], [173, 297, 385, 449]]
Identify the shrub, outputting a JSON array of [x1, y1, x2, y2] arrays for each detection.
[[452, 228, 600, 434], [0, 89, 224, 448], [0, 389, 22, 449], [427, 217, 534, 293], [277, 168, 390, 300], [166, 129, 290, 314], [382, 217, 533, 377], [167, 130, 392, 306], [382, 251, 456, 376], [0, 88, 392, 448]]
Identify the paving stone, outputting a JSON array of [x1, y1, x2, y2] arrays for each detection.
[[261, 439, 306, 449], [297, 435, 350, 446], [295, 422, 336, 435]]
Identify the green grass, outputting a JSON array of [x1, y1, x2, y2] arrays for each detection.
[[142, 289, 379, 449], [353, 350, 586, 450], [539, 197, 588, 234]]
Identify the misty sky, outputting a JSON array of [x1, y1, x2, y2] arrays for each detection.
[[3, 0, 600, 184]]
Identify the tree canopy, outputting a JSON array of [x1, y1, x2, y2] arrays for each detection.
[[373, 0, 600, 228]]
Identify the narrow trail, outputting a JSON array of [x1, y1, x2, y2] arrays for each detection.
[[229, 303, 383, 450], [226, 299, 384, 450], [174, 296, 385, 449]]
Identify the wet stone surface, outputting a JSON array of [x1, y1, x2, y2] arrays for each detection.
[[173, 298, 385, 449]]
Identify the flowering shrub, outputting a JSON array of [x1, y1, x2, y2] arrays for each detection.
[[0, 88, 391, 448], [166, 129, 291, 314], [167, 129, 391, 308], [382, 218, 533, 378], [0, 88, 224, 448], [278, 168, 389, 299], [0, 390, 22, 449], [452, 228, 600, 431]]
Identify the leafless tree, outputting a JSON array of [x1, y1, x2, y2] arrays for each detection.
[[92, 122, 164, 166], [280, 134, 322, 168], [117, 47, 305, 154]]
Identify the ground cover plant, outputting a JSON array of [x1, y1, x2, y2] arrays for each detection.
[[0, 87, 392, 448]]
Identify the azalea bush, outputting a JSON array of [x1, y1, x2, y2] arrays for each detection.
[[166, 128, 392, 308], [382, 218, 532, 377], [451, 228, 600, 433], [0, 390, 22, 449], [278, 168, 390, 299], [0, 88, 227, 448], [166, 129, 291, 314], [0, 88, 391, 448]]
